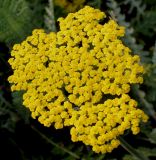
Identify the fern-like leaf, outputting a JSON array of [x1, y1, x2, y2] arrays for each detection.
[[0, 0, 33, 46], [123, 0, 146, 18], [144, 41, 156, 102], [135, 10, 156, 38]]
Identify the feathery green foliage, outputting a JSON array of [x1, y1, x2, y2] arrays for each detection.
[[135, 10, 156, 38], [144, 42, 156, 102], [26, 0, 45, 28], [123, 0, 146, 18], [0, 0, 34, 45]]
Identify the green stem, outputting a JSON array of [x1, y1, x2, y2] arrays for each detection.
[[119, 136, 149, 160], [45, 0, 56, 32], [31, 125, 80, 159]]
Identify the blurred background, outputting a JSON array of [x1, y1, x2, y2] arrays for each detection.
[[0, 0, 156, 159]]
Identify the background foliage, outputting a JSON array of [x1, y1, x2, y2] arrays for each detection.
[[0, 0, 156, 159]]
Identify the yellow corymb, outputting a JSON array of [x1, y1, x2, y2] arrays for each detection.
[[8, 6, 148, 153]]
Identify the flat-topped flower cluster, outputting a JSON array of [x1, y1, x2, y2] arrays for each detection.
[[8, 6, 148, 153]]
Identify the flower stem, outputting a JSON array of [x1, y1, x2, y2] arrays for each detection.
[[31, 125, 80, 159], [45, 0, 57, 32], [119, 136, 149, 160]]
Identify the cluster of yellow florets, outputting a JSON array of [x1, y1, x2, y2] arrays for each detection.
[[54, 0, 85, 13], [69, 94, 148, 153], [8, 6, 148, 153]]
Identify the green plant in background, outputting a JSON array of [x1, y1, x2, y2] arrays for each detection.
[[123, 0, 146, 18], [0, 0, 45, 46], [0, 0, 156, 159], [45, 0, 56, 32], [0, 0, 33, 45], [135, 10, 156, 39], [54, 0, 85, 13]]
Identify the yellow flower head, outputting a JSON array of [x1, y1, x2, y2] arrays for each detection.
[[8, 6, 148, 153]]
